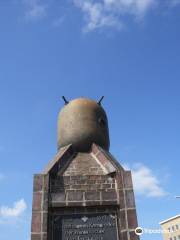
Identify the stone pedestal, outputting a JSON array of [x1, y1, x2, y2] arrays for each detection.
[[31, 143, 139, 240]]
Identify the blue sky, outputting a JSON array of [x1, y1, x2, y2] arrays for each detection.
[[0, 0, 180, 239]]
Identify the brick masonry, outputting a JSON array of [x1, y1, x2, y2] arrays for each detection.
[[31, 143, 139, 240]]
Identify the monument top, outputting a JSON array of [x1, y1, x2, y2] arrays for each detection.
[[57, 97, 110, 152]]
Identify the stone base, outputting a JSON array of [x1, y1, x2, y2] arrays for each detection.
[[31, 144, 139, 240]]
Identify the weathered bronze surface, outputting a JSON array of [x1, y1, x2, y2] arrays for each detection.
[[57, 98, 110, 152], [51, 213, 119, 240]]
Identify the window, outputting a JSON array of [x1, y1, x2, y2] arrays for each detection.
[[172, 226, 175, 232], [170, 238, 173, 240], [174, 237, 177, 240], [168, 227, 171, 233], [176, 225, 179, 230], [178, 235, 180, 240]]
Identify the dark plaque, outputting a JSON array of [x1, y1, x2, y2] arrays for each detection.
[[52, 213, 119, 240]]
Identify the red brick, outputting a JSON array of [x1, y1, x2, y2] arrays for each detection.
[[125, 190, 135, 208], [129, 231, 140, 240], [120, 210, 127, 230], [43, 174, 49, 192], [101, 184, 111, 189], [85, 201, 101, 206], [96, 151, 108, 165], [127, 209, 138, 229], [123, 171, 133, 188], [101, 200, 118, 205], [42, 212, 48, 232], [42, 233, 47, 240], [91, 143, 100, 154], [121, 231, 128, 240], [63, 176, 70, 184], [67, 191, 83, 201], [101, 190, 117, 200], [32, 192, 42, 211], [116, 172, 123, 189], [31, 234, 41, 240], [119, 190, 125, 209], [31, 212, 41, 233], [89, 184, 101, 190], [67, 202, 84, 207], [33, 175, 43, 192], [89, 175, 101, 180], [51, 192, 66, 202], [85, 191, 100, 201]]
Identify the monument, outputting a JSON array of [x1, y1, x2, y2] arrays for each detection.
[[31, 97, 139, 240]]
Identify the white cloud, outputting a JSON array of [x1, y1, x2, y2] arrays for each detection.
[[123, 163, 167, 197], [23, 0, 47, 20], [21, 0, 180, 30], [73, 0, 156, 32], [0, 199, 27, 218], [104, 0, 156, 15], [74, 0, 123, 32]]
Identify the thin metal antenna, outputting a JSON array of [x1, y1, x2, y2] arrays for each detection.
[[62, 96, 69, 105], [98, 96, 104, 105]]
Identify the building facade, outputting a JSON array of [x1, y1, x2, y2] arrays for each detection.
[[160, 215, 180, 240]]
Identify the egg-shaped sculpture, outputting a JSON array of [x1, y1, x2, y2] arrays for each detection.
[[57, 97, 110, 152]]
